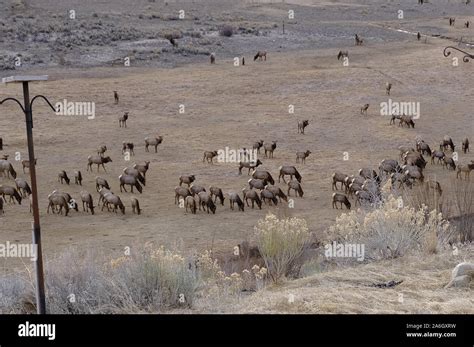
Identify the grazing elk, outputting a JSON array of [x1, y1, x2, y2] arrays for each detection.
[[254, 51, 267, 61], [0, 159, 17, 179], [47, 193, 69, 216], [197, 192, 217, 214], [179, 175, 195, 187], [210, 53, 216, 64], [253, 140, 264, 154], [296, 150, 311, 164], [123, 167, 146, 186], [264, 141, 277, 158], [21, 159, 37, 173], [14, 178, 31, 198], [390, 114, 402, 125], [190, 184, 206, 196], [416, 141, 432, 156], [462, 138, 469, 154], [360, 104, 369, 115], [98, 187, 111, 205], [175, 186, 191, 205], [80, 191, 95, 215], [456, 162, 474, 180], [49, 191, 78, 212], [209, 186, 225, 206], [379, 159, 400, 177], [203, 151, 218, 164], [298, 120, 309, 134], [144, 136, 163, 153], [0, 185, 22, 204], [58, 170, 70, 185], [252, 170, 275, 185], [337, 50, 348, 60], [431, 150, 445, 164], [185, 196, 197, 214], [239, 159, 263, 175], [260, 189, 278, 206], [399, 114, 415, 128], [242, 189, 262, 209], [403, 165, 424, 184], [101, 192, 125, 214], [332, 193, 351, 210], [74, 170, 83, 185], [119, 112, 129, 128], [355, 34, 363, 45], [131, 197, 141, 215], [279, 166, 302, 183], [133, 161, 150, 178], [390, 172, 412, 190], [287, 180, 304, 197], [228, 192, 245, 211], [96, 176, 110, 192], [359, 168, 379, 183], [114, 91, 119, 104], [440, 136, 455, 152], [403, 151, 426, 170], [264, 185, 288, 202], [332, 172, 348, 190], [122, 142, 135, 156], [87, 155, 113, 173], [248, 178, 266, 190], [386, 82, 392, 96], [97, 145, 107, 157], [119, 174, 143, 193], [442, 157, 456, 170]]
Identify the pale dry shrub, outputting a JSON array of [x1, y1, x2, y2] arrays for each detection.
[[328, 196, 452, 261], [254, 213, 311, 283]]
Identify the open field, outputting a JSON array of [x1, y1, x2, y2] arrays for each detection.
[[0, 0, 473, 313]]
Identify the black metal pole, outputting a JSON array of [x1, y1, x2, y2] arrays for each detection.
[[22, 81, 46, 314]]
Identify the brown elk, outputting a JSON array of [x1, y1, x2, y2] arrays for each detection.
[[456, 162, 474, 180], [119, 174, 143, 193], [440, 136, 455, 152], [145, 136, 163, 153], [47, 193, 69, 216], [242, 188, 262, 209], [239, 159, 262, 175], [185, 196, 197, 214], [298, 120, 309, 134], [260, 189, 278, 205], [355, 34, 363, 45], [203, 151, 218, 164], [442, 157, 456, 170], [133, 161, 150, 178], [21, 159, 37, 173], [296, 150, 311, 164], [175, 186, 191, 205], [179, 175, 195, 187], [58, 170, 70, 185], [0, 185, 22, 204], [119, 112, 129, 127], [287, 180, 304, 197], [462, 138, 469, 154], [386, 82, 392, 96], [279, 166, 302, 183], [97, 145, 107, 156], [74, 170, 83, 185], [248, 178, 266, 190], [254, 51, 267, 61], [431, 150, 445, 165], [210, 53, 216, 64], [252, 170, 275, 185], [14, 178, 31, 198], [398, 114, 415, 128], [360, 104, 369, 115], [332, 172, 348, 190], [80, 191, 95, 215], [253, 140, 264, 154], [337, 51, 348, 60], [209, 186, 225, 206], [190, 184, 206, 196], [131, 197, 141, 215], [264, 185, 288, 203], [228, 192, 245, 211], [122, 142, 135, 156], [114, 91, 119, 104], [95, 176, 110, 192], [0, 159, 17, 179], [263, 141, 277, 158], [123, 167, 146, 186], [197, 192, 217, 214], [425, 180, 442, 196], [87, 155, 112, 173], [0, 197, 3, 214], [332, 193, 351, 210], [101, 192, 125, 214]]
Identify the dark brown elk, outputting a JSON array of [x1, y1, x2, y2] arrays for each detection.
[[386, 82, 392, 96], [431, 150, 445, 164], [379, 159, 400, 176], [287, 180, 304, 197], [239, 159, 262, 175], [0, 197, 3, 214], [58, 170, 70, 185], [203, 151, 218, 164], [253, 140, 264, 154], [114, 91, 119, 104], [347, 182, 364, 197], [228, 192, 245, 211], [119, 174, 143, 193], [210, 53, 215, 64], [442, 157, 456, 170], [119, 112, 129, 128], [197, 192, 217, 214], [98, 187, 111, 205], [96, 176, 111, 192], [185, 196, 197, 214], [252, 170, 274, 185], [398, 145, 415, 158], [131, 197, 141, 215], [425, 180, 443, 195], [260, 189, 278, 205], [74, 170, 83, 185], [264, 185, 288, 202], [80, 191, 95, 215], [359, 168, 379, 182], [360, 104, 369, 115], [355, 34, 363, 45], [440, 136, 455, 152], [403, 165, 424, 183], [122, 142, 135, 156], [298, 120, 309, 134], [296, 150, 311, 164], [179, 175, 195, 187], [332, 172, 348, 190], [144, 136, 163, 153], [254, 51, 267, 61], [47, 193, 69, 216], [403, 151, 426, 170], [175, 186, 191, 204], [101, 192, 125, 214], [462, 138, 469, 154], [97, 145, 107, 156], [242, 189, 262, 209], [49, 191, 78, 212], [279, 166, 302, 183], [390, 115, 402, 125], [123, 167, 146, 186], [133, 161, 150, 178], [87, 155, 112, 173], [0, 159, 17, 179], [456, 162, 474, 180], [0, 185, 22, 204], [189, 184, 206, 196], [14, 178, 31, 198], [355, 190, 372, 206], [391, 172, 411, 189], [209, 186, 225, 205], [332, 193, 351, 210], [264, 141, 277, 158], [21, 159, 37, 173], [399, 115, 415, 128], [337, 50, 348, 60], [416, 141, 432, 156], [248, 178, 266, 190]]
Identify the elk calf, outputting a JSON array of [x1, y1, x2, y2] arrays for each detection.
[[21, 159, 37, 173], [253, 140, 264, 154], [296, 150, 311, 164]]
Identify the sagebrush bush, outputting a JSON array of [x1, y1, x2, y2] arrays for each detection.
[[254, 214, 310, 283], [218, 25, 234, 37]]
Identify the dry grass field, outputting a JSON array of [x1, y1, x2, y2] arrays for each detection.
[[0, 0, 473, 313]]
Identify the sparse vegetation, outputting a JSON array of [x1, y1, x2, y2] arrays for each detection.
[[218, 25, 234, 37]]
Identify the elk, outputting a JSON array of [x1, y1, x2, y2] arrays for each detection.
[[332, 193, 351, 210], [98, 187, 111, 205], [417, 141, 432, 156], [242, 188, 262, 209], [442, 157, 456, 171], [403, 151, 426, 170], [355, 190, 372, 206], [144, 136, 163, 153], [21, 159, 37, 173], [252, 170, 275, 185], [97, 145, 107, 156], [399, 115, 415, 128], [431, 150, 445, 164], [337, 50, 348, 60], [355, 34, 363, 45], [87, 155, 112, 173], [296, 150, 311, 164], [248, 178, 266, 190], [260, 189, 278, 205], [123, 167, 146, 186], [440, 136, 455, 152], [404, 165, 424, 183], [390, 172, 412, 190], [359, 168, 379, 183], [197, 191, 217, 214], [239, 159, 262, 175], [253, 140, 264, 154], [0, 159, 17, 179], [119, 112, 129, 127], [114, 91, 119, 104], [360, 104, 369, 115], [190, 184, 206, 196], [133, 161, 150, 178], [101, 192, 125, 214], [297, 120, 309, 134], [332, 172, 348, 190], [119, 174, 143, 193], [14, 178, 31, 198], [0, 197, 3, 214], [0, 185, 22, 204], [209, 186, 225, 206], [264, 141, 277, 158], [228, 192, 245, 211], [386, 82, 392, 96], [74, 170, 83, 185], [390, 114, 402, 125], [287, 180, 304, 197], [80, 191, 95, 215], [449, 18, 455, 26], [456, 162, 474, 179], [185, 196, 197, 214], [465, 21, 470, 28], [122, 142, 135, 156], [254, 51, 267, 61], [49, 191, 78, 212], [462, 138, 469, 154], [58, 170, 70, 185], [203, 151, 218, 164], [175, 186, 191, 205], [210, 52, 216, 64], [279, 166, 302, 183], [95, 176, 110, 192], [131, 197, 141, 215], [264, 185, 288, 202], [379, 159, 400, 177], [179, 175, 195, 187], [47, 193, 69, 216]]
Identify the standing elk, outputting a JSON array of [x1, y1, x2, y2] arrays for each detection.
[[119, 112, 129, 128], [101, 192, 125, 214], [390, 114, 402, 125], [87, 155, 112, 173], [297, 120, 309, 134], [431, 150, 445, 164], [253, 140, 264, 154], [209, 186, 225, 206], [440, 136, 455, 152], [179, 175, 195, 187], [123, 167, 146, 186], [203, 151, 218, 164], [210, 53, 216, 64], [442, 156, 456, 170], [239, 159, 262, 175], [80, 191, 95, 215], [0, 159, 17, 179], [175, 186, 191, 205], [190, 184, 206, 196], [279, 166, 302, 183], [264, 185, 288, 202], [119, 174, 143, 193], [260, 188, 278, 206], [456, 162, 474, 179], [131, 197, 141, 215], [185, 196, 197, 214], [122, 142, 135, 156], [74, 170, 83, 185], [58, 170, 70, 185], [144, 136, 163, 153], [360, 104, 369, 115], [197, 192, 217, 214], [47, 193, 69, 216], [386, 82, 392, 96], [399, 115, 415, 128], [337, 51, 348, 60], [332, 172, 348, 190], [248, 178, 266, 190], [21, 159, 37, 173], [14, 178, 31, 198], [114, 91, 119, 104], [97, 145, 107, 157], [96, 176, 110, 192], [0, 197, 3, 214], [355, 34, 364, 45], [287, 180, 304, 197], [242, 189, 262, 209], [252, 170, 275, 185], [462, 138, 469, 154], [296, 150, 311, 164], [264, 141, 277, 158], [133, 161, 150, 178]]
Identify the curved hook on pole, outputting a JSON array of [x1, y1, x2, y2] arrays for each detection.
[[30, 95, 57, 114], [443, 46, 474, 63], [0, 97, 26, 113]]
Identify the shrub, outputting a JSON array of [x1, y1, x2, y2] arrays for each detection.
[[254, 213, 311, 283], [218, 25, 234, 37]]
